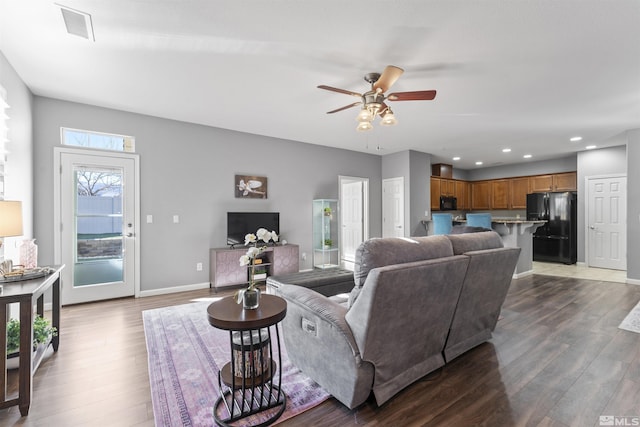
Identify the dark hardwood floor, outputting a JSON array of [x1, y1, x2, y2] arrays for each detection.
[[1, 274, 639, 426]]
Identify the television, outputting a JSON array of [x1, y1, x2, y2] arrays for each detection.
[[227, 212, 280, 246]]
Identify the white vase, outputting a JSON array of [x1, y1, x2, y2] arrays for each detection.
[[19, 239, 38, 269]]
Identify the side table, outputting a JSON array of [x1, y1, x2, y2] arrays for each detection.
[[0, 265, 64, 416], [207, 294, 287, 426]]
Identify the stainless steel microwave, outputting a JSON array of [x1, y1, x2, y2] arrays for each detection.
[[440, 196, 457, 211]]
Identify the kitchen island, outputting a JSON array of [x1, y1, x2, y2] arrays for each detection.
[[423, 217, 546, 277], [488, 219, 546, 277]]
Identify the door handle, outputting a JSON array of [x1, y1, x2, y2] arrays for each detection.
[[589, 226, 595, 230], [126, 232, 134, 237]]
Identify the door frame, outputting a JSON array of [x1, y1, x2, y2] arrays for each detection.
[[338, 176, 369, 269], [53, 146, 141, 300], [584, 173, 627, 270]]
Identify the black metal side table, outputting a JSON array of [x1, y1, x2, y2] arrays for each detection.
[[207, 294, 287, 426]]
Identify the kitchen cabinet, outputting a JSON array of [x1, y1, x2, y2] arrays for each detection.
[[433, 171, 575, 211], [490, 179, 510, 209], [509, 177, 530, 209], [553, 172, 577, 191], [471, 181, 491, 210], [455, 180, 469, 210], [530, 172, 576, 192], [431, 178, 469, 210], [430, 178, 441, 210]]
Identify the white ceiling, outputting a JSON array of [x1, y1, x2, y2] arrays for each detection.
[[1, 1, 638, 170]]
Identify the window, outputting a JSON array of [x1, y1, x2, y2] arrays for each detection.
[[61, 127, 135, 152]]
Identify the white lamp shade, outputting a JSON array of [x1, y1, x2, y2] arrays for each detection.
[[356, 108, 373, 122], [380, 111, 397, 126], [0, 200, 23, 237], [356, 121, 373, 132]]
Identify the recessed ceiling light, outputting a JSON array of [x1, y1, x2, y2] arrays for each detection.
[[475, 161, 483, 166], [586, 145, 597, 150], [523, 154, 532, 159], [570, 136, 583, 142], [502, 148, 511, 153], [452, 156, 461, 161]]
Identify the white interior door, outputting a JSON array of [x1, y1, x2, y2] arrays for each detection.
[[339, 177, 368, 267], [587, 175, 627, 270], [55, 148, 139, 305], [383, 177, 404, 238]]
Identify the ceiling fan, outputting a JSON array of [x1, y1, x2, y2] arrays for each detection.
[[318, 65, 436, 131]]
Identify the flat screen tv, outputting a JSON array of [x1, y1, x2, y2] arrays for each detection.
[[227, 212, 280, 246]]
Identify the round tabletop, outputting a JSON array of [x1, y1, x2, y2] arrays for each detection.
[[207, 294, 287, 330]]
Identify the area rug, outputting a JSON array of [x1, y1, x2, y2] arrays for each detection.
[[619, 300, 640, 333], [143, 302, 330, 426]]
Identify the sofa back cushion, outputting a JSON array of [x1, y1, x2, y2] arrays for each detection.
[[353, 235, 454, 288], [349, 235, 454, 307], [445, 230, 503, 254]]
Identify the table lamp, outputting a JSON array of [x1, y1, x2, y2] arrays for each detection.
[[0, 200, 23, 248]]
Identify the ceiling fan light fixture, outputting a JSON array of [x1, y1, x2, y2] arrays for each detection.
[[380, 110, 397, 126], [356, 121, 373, 132], [356, 108, 373, 122]]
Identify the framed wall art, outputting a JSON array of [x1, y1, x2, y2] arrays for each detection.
[[235, 174, 268, 199]]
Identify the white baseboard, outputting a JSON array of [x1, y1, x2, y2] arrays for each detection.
[[138, 282, 211, 298], [626, 278, 640, 286], [513, 270, 533, 279]]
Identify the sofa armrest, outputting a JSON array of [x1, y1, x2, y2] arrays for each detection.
[[276, 284, 374, 408], [276, 284, 358, 356]]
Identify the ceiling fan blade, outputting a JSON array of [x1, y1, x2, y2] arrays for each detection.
[[326, 102, 362, 114], [373, 65, 404, 92], [387, 90, 437, 101], [317, 85, 362, 98]]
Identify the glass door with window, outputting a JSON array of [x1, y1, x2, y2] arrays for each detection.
[[57, 149, 138, 305]]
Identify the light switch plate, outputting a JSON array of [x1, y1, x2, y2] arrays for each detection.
[[146, 215, 153, 223], [173, 215, 179, 223]]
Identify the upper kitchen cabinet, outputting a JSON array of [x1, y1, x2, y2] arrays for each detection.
[[490, 179, 510, 209], [509, 177, 530, 209], [530, 172, 577, 192], [471, 181, 491, 210]]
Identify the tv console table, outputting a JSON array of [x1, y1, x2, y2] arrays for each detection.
[[0, 265, 64, 416], [210, 244, 299, 290]]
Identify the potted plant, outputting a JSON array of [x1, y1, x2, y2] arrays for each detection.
[[323, 207, 332, 217], [323, 239, 333, 249], [6, 315, 57, 369]]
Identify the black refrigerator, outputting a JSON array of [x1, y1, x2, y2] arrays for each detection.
[[526, 191, 577, 264]]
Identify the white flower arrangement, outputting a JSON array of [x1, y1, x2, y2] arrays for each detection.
[[236, 228, 279, 303]]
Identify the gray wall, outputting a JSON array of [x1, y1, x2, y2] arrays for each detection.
[[409, 151, 432, 236], [33, 97, 382, 292], [625, 132, 640, 281], [0, 51, 33, 262], [576, 145, 627, 263], [381, 150, 432, 237]]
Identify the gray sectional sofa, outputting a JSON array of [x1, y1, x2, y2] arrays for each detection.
[[276, 231, 520, 409]]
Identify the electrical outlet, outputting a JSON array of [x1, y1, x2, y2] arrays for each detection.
[[301, 252, 307, 261], [196, 262, 203, 271]]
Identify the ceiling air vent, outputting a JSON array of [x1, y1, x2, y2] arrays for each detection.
[[57, 4, 95, 41]]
